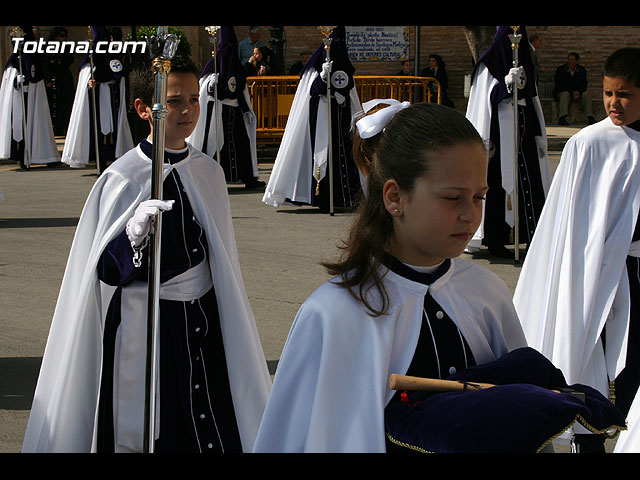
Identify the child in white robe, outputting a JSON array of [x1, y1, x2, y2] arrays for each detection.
[[21, 55, 271, 453], [514, 47, 640, 453], [253, 101, 528, 453]]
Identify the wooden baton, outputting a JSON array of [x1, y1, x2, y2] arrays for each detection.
[[389, 374, 495, 392], [388, 374, 573, 399]]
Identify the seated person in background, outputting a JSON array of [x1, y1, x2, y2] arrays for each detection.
[[553, 52, 595, 125], [420, 54, 454, 108]]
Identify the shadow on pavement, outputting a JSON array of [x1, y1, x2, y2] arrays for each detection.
[[0, 357, 41, 410]]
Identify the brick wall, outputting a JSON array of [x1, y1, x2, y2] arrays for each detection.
[[232, 25, 640, 118], [2, 25, 637, 121]]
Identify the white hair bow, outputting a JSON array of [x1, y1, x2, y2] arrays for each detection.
[[355, 99, 410, 139]]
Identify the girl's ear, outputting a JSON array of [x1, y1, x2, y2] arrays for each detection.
[[134, 98, 152, 122], [382, 179, 403, 217]]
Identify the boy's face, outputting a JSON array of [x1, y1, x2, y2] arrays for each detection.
[[164, 72, 200, 149], [603, 75, 640, 127]]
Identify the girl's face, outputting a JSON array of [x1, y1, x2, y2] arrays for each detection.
[[385, 143, 488, 266]]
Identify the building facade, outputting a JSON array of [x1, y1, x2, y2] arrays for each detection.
[[2, 25, 638, 123]]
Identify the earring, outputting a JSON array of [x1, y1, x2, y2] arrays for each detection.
[[393, 208, 399, 214]]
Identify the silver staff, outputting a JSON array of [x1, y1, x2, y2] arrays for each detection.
[[87, 27, 102, 175], [508, 26, 521, 264], [319, 26, 335, 215], [143, 26, 179, 453], [205, 26, 222, 164], [10, 27, 30, 169]]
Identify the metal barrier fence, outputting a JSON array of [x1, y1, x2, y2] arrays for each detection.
[[246, 75, 441, 144]]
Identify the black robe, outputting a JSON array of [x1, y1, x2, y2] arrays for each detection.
[[96, 140, 242, 453], [305, 26, 361, 211], [470, 26, 548, 248], [199, 26, 256, 184]]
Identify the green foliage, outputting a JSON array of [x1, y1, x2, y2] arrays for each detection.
[[127, 26, 192, 71]]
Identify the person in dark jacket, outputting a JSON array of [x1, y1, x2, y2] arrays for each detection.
[[420, 54, 454, 108], [553, 52, 595, 125]]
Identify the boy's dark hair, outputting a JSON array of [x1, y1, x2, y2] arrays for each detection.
[[130, 54, 199, 106], [604, 47, 640, 88]]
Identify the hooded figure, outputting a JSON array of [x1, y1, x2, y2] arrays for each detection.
[[0, 25, 60, 168], [62, 26, 133, 173], [187, 26, 263, 189], [465, 26, 551, 257], [262, 26, 363, 211]]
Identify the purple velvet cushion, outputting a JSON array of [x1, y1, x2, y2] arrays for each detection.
[[385, 347, 626, 453]]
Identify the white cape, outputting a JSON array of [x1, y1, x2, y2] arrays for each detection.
[[262, 68, 362, 207], [513, 118, 640, 400], [22, 144, 271, 452], [61, 64, 133, 168], [0, 66, 59, 164], [187, 73, 258, 178], [253, 258, 527, 452], [465, 62, 551, 248]]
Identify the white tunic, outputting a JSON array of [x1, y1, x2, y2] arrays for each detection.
[[513, 117, 640, 417], [253, 258, 527, 452], [22, 144, 271, 452]]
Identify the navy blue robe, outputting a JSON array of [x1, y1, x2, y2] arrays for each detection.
[[607, 205, 640, 418], [305, 26, 361, 211], [200, 26, 256, 184], [96, 140, 242, 453], [380, 256, 476, 452], [81, 26, 125, 173], [471, 26, 547, 248]]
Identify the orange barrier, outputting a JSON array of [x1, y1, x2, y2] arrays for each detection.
[[246, 75, 441, 144]]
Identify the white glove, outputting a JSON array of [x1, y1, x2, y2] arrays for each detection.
[[504, 67, 523, 92], [320, 61, 332, 82], [334, 91, 345, 105], [206, 73, 219, 94], [126, 199, 175, 248], [15, 74, 25, 87]]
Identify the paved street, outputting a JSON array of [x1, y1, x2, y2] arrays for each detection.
[[2, 127, 606, 453]]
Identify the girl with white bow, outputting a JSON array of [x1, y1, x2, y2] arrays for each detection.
[[253, 101, 528, 453]]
